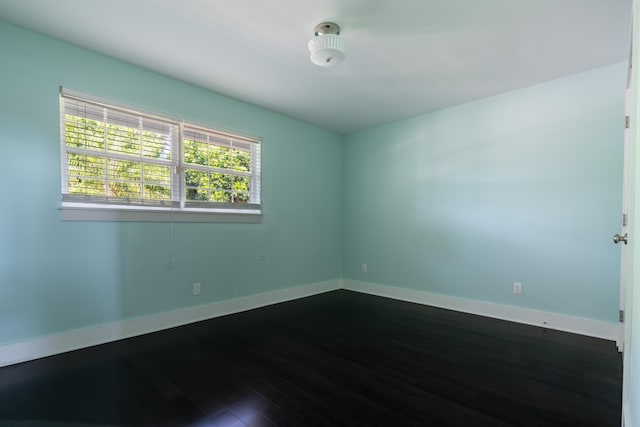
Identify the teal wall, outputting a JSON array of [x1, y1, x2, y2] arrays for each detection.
[[0, 21, 343, 345], [343, 62, 626, 322], [0, 19, 627, 347]]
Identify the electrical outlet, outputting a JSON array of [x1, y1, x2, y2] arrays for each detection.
[[362, 263, 368, 273], [193, 282, 201, 296], [513, 282, 522, 295]]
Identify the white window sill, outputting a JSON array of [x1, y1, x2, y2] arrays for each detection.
[[60, 203, 263, 223]]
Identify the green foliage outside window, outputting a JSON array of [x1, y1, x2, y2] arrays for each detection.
[[65, 115, 172, 200], [183, 139, 252, 203], [65, 115, 253, 204]]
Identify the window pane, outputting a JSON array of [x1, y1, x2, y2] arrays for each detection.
[[233, 192, 250, 203], [232, 148, 251, 172], [108, 181, 141, 198], [141, 127, 171, 160], [65, 115, 104, 151], [210, 173, 232, 191], [107, 123, 140, 156], [183, 139, 209, 166], [185, 169, 207, 187], [210, 190, 232, 203], [68, 178, 105, 196], [209, 145, 232, 169], [232, 175, 250, 192], [143, 164, 171, 185], [68, 153, 106, 178], [144, 184, 171, 200], [185, 187, 208, 201], [184, 168, 207, 201], [108, 159, 141, 181]]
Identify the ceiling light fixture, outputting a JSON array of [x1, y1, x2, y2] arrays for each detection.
[[308, 22, 346, 67]]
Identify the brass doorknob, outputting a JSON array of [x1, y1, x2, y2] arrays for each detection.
[[613, 233, 628, 245]]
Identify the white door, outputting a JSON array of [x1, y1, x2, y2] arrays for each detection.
[[617, 86, 631, 352], [621, 7, 638, 425]]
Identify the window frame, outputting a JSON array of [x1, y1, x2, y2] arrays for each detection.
[[59, 88, 262, 223]]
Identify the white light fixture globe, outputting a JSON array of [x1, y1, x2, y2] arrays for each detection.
[[308, 22, 346, 66]]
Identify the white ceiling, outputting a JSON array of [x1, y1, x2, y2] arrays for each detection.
[[0, 0, 632, 134]]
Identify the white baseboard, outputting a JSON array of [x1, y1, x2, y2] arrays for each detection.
[[0, 279, 341, 368], [343, 280, 619, 341], [1, 278, 620, 368]]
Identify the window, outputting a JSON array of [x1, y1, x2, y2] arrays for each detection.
[[59, 89, 261, 222]]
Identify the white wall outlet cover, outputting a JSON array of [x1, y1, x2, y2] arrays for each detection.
[[513, 282, 522, 295]]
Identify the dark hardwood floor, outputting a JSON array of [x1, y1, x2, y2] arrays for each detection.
[[0, 290, 623, 426]]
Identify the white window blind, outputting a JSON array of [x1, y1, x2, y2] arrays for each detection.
[[60, 89, 262, 222]]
